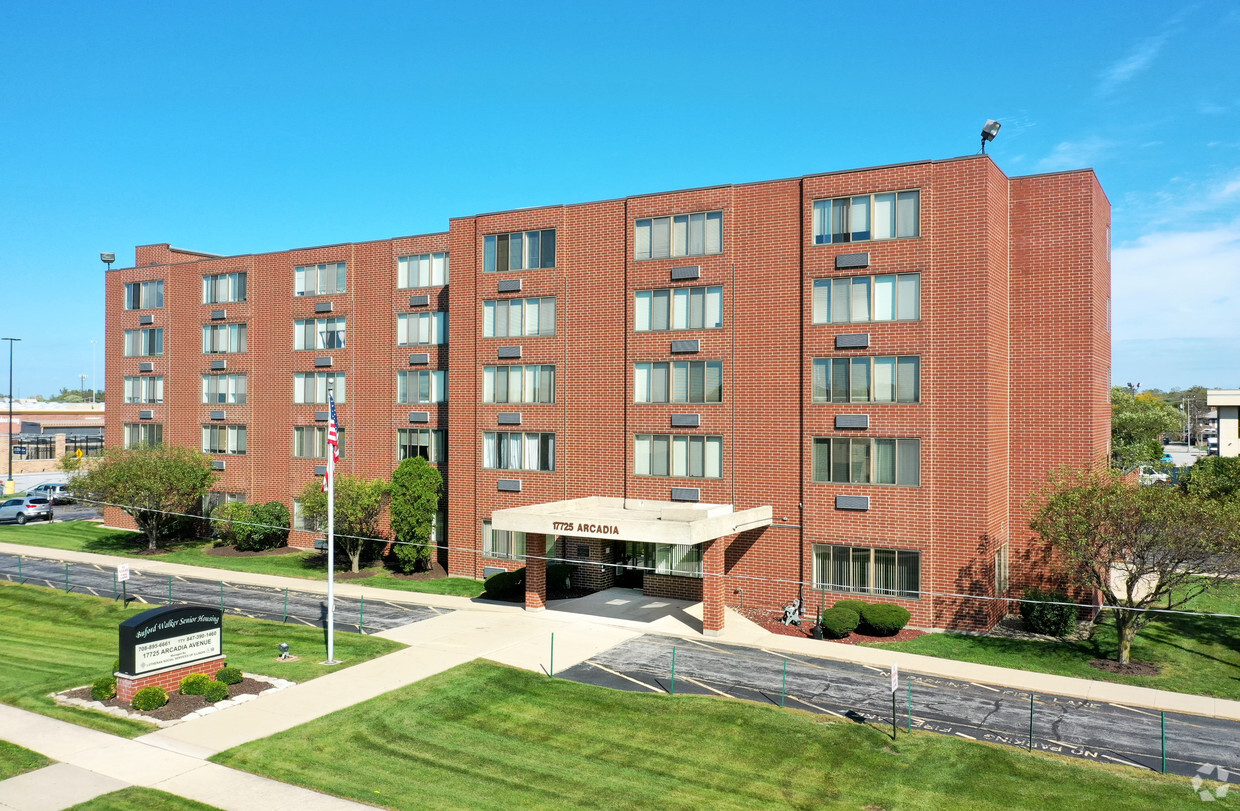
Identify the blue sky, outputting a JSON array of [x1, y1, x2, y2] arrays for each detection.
[[1, 1, 1237, 396]]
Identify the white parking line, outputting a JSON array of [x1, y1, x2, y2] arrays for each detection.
[[583, 661, 663, 693], [787, 695, 846, 718], [955, 732, 976, 740], [1107, 703, 1160, 718], [1100, 753, 1144, 768], [679, 675, 734, 698], [969, 682, 1001, 693]]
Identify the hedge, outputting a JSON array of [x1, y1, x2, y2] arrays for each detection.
[[859, 603, 911, 636], [484, 563, 572, 601], [203, 680, 229, 703], [216, 666, 243, 685], [132, 686, 168, 711], [91, 676, 117, 701], [833, 599, 870, 615], [179, 673, 212, 696], [820, 607, 860, 638], [1019, 588, 1078, 637]]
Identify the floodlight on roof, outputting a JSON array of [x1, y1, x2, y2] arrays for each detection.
[[100, 252, 115, 270], [980, 120, 1001, 153]]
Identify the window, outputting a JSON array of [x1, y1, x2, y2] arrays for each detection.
[[482, 520, 526, 561], [483, 365, 555, 404], [397, 429, 446, 463], [483, 431, 555, 472], [655, 543, 703, 578], [202, 491, 245, 517], [202, 323, 248, 354], [812, 437, 920, 486], [202, 272, 246, 304], [124, 280, 164, 310], [634, 286, 723, 331], [811, 273, 920, 324], [635, 361, 722, 403], [812, 190, 920, 244], [634, 434, 723, 478], [293, 426, 347, 459], [65, 435, 103, 458], [293, 373, 345, 404], [635, 210, 723, 260], [813, 544, 920, 599], [397, 312, 448, 346], [398, 252, 449, 288], [995, 544, 1010, 595], [812, 356, 920, 403], [123, 328, 163, 357], [202, 425, 247, 455], [294, 262, 346, 296], [397, 370, 447, 404], [202, 374, 247, 404], [483, 229, 556, 272], [123, 423, 163, 448], [482, 297, 556, 337], [292, 498, 320, 532], [295, 318, 346, 350], [123, 376, 164, 404]]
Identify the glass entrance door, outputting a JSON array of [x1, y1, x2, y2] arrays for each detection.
[[614, 541, 655, 589]]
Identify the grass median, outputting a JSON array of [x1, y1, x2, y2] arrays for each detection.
[[67, 788, 222, 811], [213, 660, 1194, 810], [0, 521, 484, 597], [0, 740, 51, 780], [867, 581, 1240, 701], [0, 580, 405, 737]]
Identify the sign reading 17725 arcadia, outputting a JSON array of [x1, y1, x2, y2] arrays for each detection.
[[118, 605, 223, 676]]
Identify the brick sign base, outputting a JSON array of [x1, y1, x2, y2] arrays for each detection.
[[117, 655, 227, 702]]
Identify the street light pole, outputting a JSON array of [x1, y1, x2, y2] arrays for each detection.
[[90, 339, 97, 404], [3, 337, 20, 494]]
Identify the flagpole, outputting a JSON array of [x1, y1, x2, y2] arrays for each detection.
[[324, 388, 339, 665]]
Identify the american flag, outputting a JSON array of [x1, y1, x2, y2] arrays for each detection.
[[322, 393, 340, 492]]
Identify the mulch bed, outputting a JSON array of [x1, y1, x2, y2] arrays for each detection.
[[1089, 658, 1161, 676], [64, 677, 270, 722], [206, 544, 304, 557], [383, 560, 450, 580], [737, 606, 925, 645]]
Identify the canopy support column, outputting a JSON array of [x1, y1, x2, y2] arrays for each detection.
[[702, 537, 725, 636], [525, 533, 547, 612]]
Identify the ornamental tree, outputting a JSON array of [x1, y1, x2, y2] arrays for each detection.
[[297, 475, 390, 572], [1030, 468, 1240, 664], [389, 456, 444, 573], [1110, 388, 1182, 469], [66, 443, 216, 551]]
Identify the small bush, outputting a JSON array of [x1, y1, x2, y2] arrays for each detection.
[[820, 607, 860, 638], [484, 567, 526, 601], [859, 602, 912, 636], [216, 666, 243, 685], [91, 676, 117, 701], [111, 659, 120, 673], [203, 680, 229, 703], [1020, 588, 1079, 637], [834, 599, 869, 615], [547, 563, 572, 592], [179, 673, 212, 695], [132, 686, 168, 711]]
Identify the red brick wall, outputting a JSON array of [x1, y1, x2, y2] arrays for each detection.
[[116, 655, 226, 702]]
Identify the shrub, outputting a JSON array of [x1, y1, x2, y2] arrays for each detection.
[[1020, 588, 1079, 637], [91, 676, 117, 701], [484, 567, 526, 601], [820, 607, 860, 638], [834, 599, 869, 615], [547, 563, 572, 592], [179, 673, 212, 695], [249, 501, 291, 551], [859, 602, 911, 636], [203, 680, 229, 703], [132, 686, 168, 711], [215, 666, 243, 685]]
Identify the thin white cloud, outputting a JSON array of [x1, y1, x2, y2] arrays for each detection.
[[1033, 137, 1114, 172], [1097, 34, 1169, 95]]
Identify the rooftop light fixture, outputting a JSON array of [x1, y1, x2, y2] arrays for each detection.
[[980, 120, 1002, 153]]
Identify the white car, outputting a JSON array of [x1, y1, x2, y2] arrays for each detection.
[[28, 483, 72, 504], [1138, 465, 1170, 485], [0, 496, 54, 524]]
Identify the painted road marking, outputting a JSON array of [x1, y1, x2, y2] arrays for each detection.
[[133, 594, 148, 603], [679, 675, 733, 698], [1100, 754, 1144, 768], [955, 732, 976, 740], [583, 661, 662, 693], [969, 682, 1001, 693], [787, 694, 846, 718], [1107, 703, 1160, 718], [685, 638, 735, 655]]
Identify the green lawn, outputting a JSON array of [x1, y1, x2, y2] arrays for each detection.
[[868, 581, 1240, 700], [0, 580, 405, 737], [67, 787, 221, 811], [0, 522, 484, 597], [213, 660, 1196, 810], [0, 740, 51, 780]]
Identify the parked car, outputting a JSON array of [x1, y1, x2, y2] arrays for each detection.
[[1138, 465, 1170, 485], [28, 483, 72, 504], [0, 496, 54, 524]]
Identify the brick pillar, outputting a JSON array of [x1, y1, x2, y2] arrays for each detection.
[[702, 538, 724, 636], [525, 533, 547, 612]]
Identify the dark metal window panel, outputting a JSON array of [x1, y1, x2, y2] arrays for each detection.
[[497, 278, 523, 293], [670, 339, 700, 354], [497, 478, 522, 492], [315, 357, 333, 368], [315, 537, 328, 551], [408, 411, 430, 423], [835, 333, 871, 350], [211, 460, 226, 470], [408, 353, 430, 365], [315, 411, 329, 422], [835, 414, 870, 430], [314, 465, 327, 476], [314, 301, 334, 313], [498, 345, 523, 359], [138, 314, 154, 325], [211, 309, 227, 320], [408, 294, 430, 307], [497, 412, 522, 425], [576, 545, 590, 558], [835, 494, 871, 511], [670, 487, 701, 502], [670, 265, 701, 281], [483, 565, 506, 579], [210, 410, 226, 421], [138, 410, 153, 420], [670, 413, 701, 428], [138, 362, 155, 373], [835, 252, 871, 269], [210, 360, 227, 370]]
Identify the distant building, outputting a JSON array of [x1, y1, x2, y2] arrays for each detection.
[[1206, 391, 1240, 457], [1, 401, 105, 473]]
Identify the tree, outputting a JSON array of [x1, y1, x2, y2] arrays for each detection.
[[66, 444, 216, 551], [1180, 456, 1240, 502], [1030, 468, 1240, 664], [1110, 387, 1182, 469], [213, 501, 291, 551], [297, 475, 391, 572], [389, 457, 444, 573]]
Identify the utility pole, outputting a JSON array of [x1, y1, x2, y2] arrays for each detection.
[[3, 337, 20, 495], [79, 374, 87, 398]]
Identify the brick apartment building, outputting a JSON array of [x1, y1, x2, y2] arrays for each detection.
[[104, 154, 1111, 634]]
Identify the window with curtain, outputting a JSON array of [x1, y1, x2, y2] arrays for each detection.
[[812, 544, 920, 599], [483, 432, 555, 471], [397, 312, 448, 346], [397, 252, 449, 288], [293, 426, 347, 459], [123, 423, 163, 448], [635, 210, 723, 260], [811, 273, 919, 324], [124, 376, 164, 404], [635, 361, 722, 403], [202, 374, 247, 404], [294, 318, 346, 350], [202, 272, 246, 304], [483, 229, 556, 272], [202, 425, 247, 455], [124, 280, 164, 309], [812, 437, 920, 486], [123, 328, 163, 356], [293, 373, 345, 404], [397, 429, 446, 463], [634, 434, 723, 478], [812, 356, 919, 403], [482, 520, 527, 560], [654, 544, 703, 577], [482, 297, 556, 337], [483, 365, 555, 404], [294, 262, 346, 296], [202, 323, 247, 354], [634, 286, 723, 332], [397, 370, 447, 404], [812, 190, 919, 244]]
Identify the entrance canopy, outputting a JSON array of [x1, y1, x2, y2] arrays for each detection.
[[490, 497, 772, 546]]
